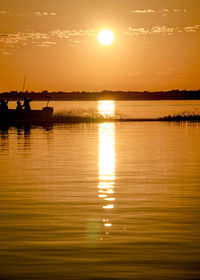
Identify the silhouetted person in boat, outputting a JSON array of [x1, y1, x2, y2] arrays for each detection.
[[16, 100, 23, 111], [0, 100, 3, 111], [22, 97, 33, 111], [0, 99, 9, 111]]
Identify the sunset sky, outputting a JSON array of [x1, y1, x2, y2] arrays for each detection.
[[0, 0, 199, 92]]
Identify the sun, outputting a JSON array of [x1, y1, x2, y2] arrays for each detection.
[[98, 30, 115, 46]]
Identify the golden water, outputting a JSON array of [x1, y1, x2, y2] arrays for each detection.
[[0, 101, 200, 279]]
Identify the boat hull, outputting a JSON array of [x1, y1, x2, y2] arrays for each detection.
[[0, 107, 54, 125]]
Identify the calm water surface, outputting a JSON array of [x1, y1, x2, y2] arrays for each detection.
[[0, 101, 200, 279]]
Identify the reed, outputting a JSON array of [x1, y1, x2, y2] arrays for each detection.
[[158, 108, 200, 121], [53, 109, 200, 123], [53, 111, 118, 123]]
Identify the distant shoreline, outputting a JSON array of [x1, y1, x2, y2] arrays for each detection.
[[1, 90, 200, 101]]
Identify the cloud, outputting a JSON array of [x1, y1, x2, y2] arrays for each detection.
[[33, 11, 56, 16], [68, 29, 96, 36], [163, 8, 188, 14], [50, 28, 95, 38], [152, 26, 174, 35], [174, 9, 180, 12], [131, 8, 188, 16], [49, 29, 70, 39], [184, 25, 200, 32], [0, 10, 57, 17], [125, 27, 149, 36], [35, 41, 57, 48], [0, 29, 95, 47], [125, 26, 174, 36], [173, 9, 187, 13], [131, 9, 155, 14], [49, 28, 95, 45], [0, 28, 96, 53], [0, 31, 49, 45], [125, 24, 199, 36]]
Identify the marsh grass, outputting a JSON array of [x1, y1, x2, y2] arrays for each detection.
[[53, 109, 200, 123], [53, 110, 119, 123], [158, 108, 200, 121]]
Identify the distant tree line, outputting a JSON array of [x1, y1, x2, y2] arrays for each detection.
[[1, 89, 200, 101]]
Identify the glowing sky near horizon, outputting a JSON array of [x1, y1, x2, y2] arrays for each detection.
[[0, 0, 199, 92]]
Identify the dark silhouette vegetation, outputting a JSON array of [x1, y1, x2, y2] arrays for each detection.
[[1, 89, 200, 101], [54, 109, 200, 123], [158, 110, 200, 121]]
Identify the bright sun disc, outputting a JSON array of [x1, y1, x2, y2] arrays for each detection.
[[98, 30, 114, 46]]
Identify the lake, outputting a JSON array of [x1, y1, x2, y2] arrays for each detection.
[[0, 101, 200, 279]]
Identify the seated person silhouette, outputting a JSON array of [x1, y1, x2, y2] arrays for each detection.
[[0, 99, 9, 111], [16, 100, 23, 111], [22, 97, 33, 111]]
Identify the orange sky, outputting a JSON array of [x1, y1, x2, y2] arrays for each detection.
[[0, 0, 199, 92]]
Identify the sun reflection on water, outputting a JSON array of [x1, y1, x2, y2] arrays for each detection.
[[98, 100, 115, 117], [98, 101, 116, 232]]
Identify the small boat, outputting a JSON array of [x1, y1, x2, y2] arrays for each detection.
[[0, 107, 54, 125]]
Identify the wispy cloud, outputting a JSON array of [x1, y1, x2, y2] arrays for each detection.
[[0, 32, 49, 45], [125, 26, 174, 36], [49, 29, 70, 39], [125, 27, 149, 36], [184, 25, 200, 32], [152, 26, 174, 35], [131, 9, 155, 14], [49, 28, 96, 45], [50, 28, 95, 38], [131, 8, 188, 15], [125, 24, 200, 36], [0, 10, 56, 17], [35, 41, 57, 48], [33, 11, 56, 16], [0, 28, 96, 54], [173, 9, 187, 13]]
